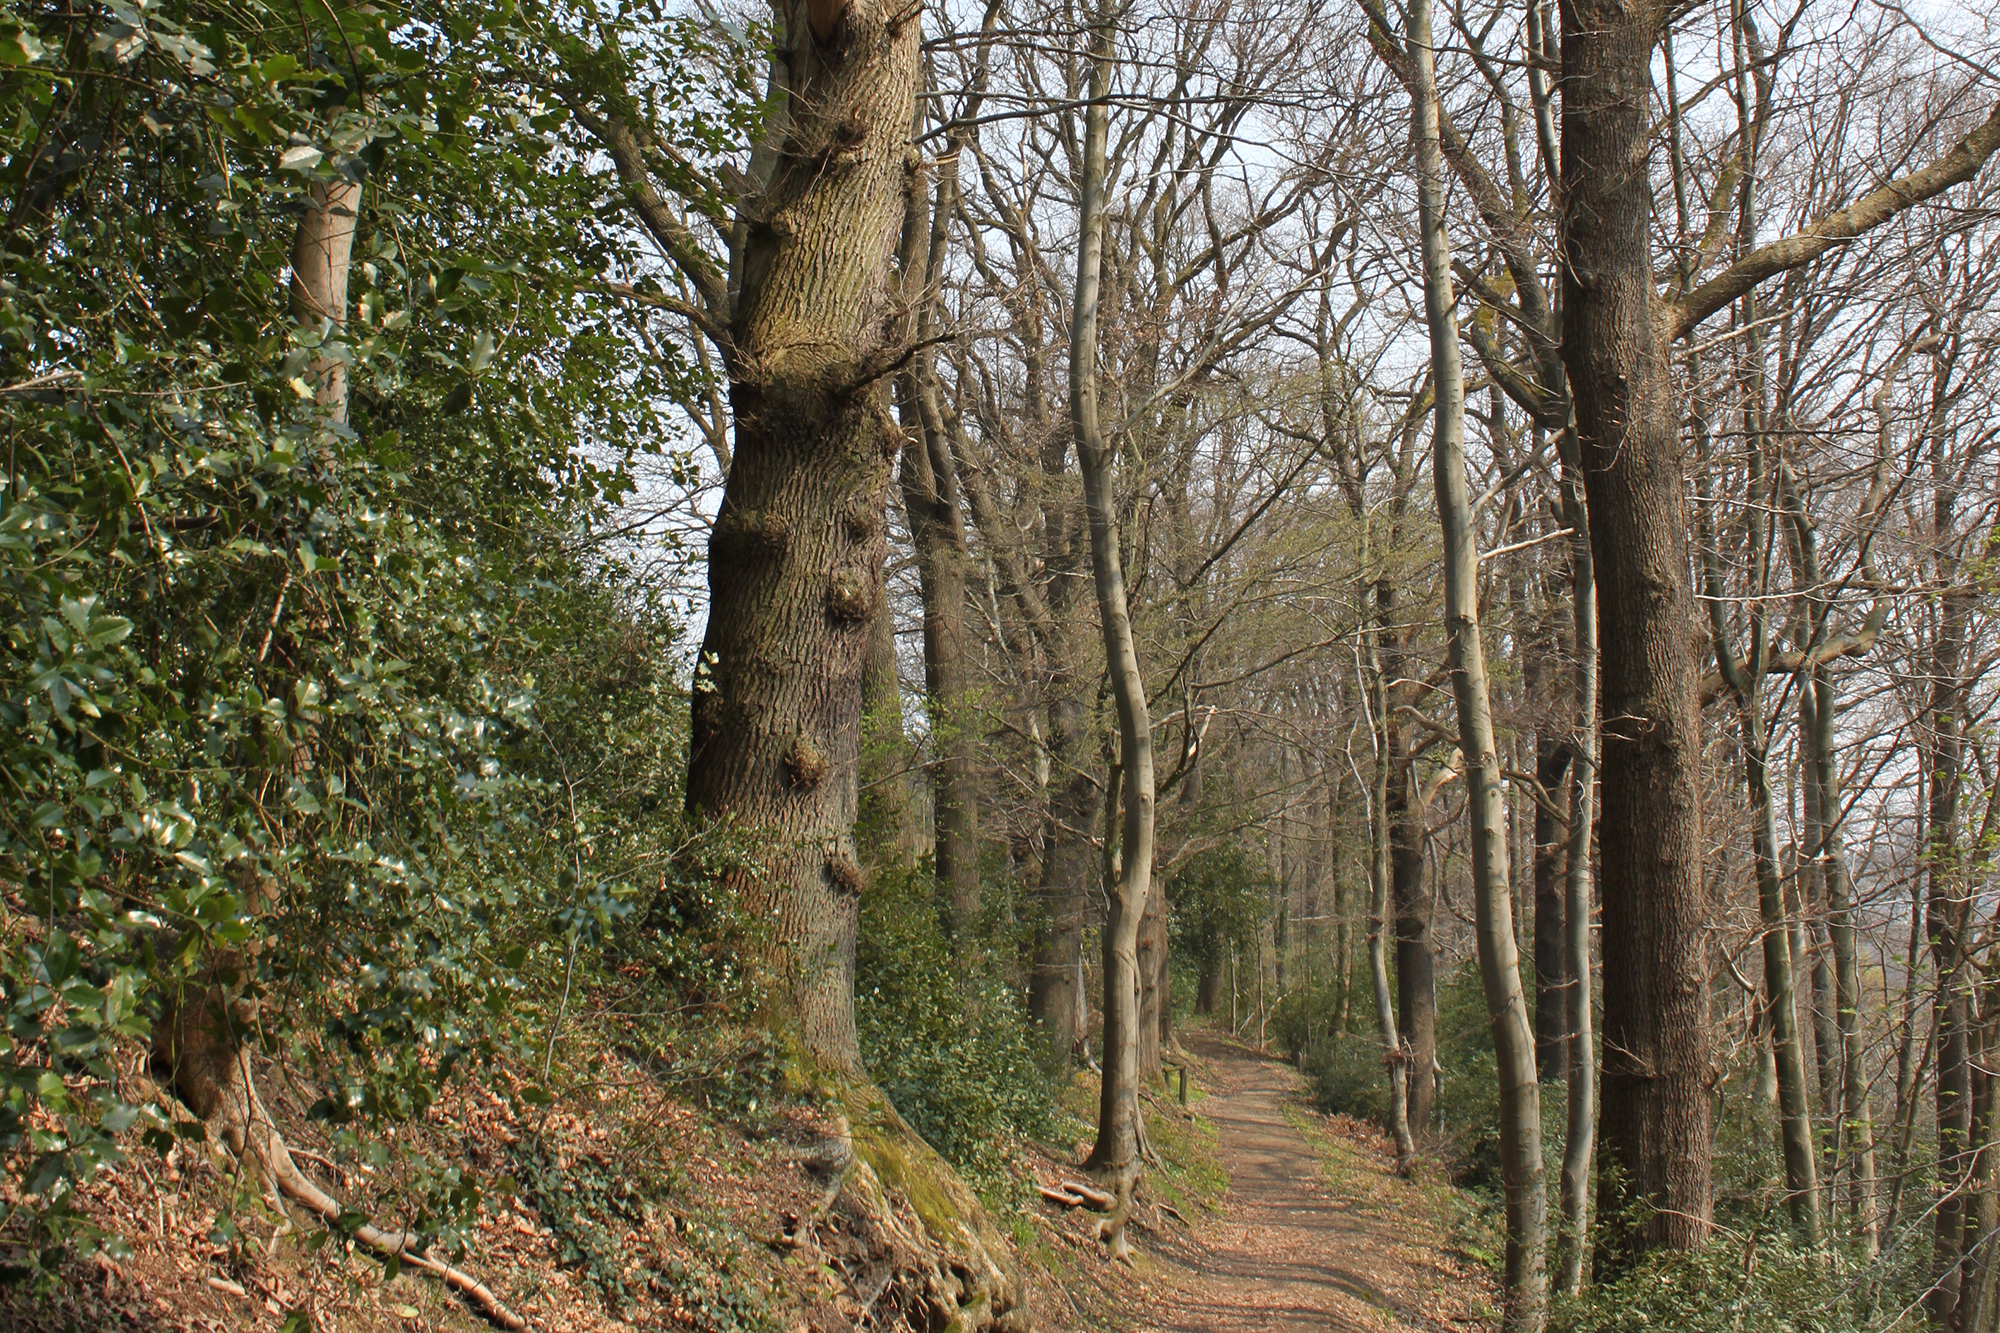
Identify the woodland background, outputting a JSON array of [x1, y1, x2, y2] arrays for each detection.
[[3, 0, 2000, 1330]]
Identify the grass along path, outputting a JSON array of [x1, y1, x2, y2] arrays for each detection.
[[1136, 1029, 1498, 1332]]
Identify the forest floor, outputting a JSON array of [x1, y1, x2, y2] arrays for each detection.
[[1113, 1030, 1499, 1333], [1, 1027, 1496, 1333]]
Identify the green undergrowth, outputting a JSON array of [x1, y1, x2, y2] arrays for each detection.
[[1548, 1237, 1884, 1333], [1051, 1063, 1229, 1220], [855, 861, 1062, 1206]]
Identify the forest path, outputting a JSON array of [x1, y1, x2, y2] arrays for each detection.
[[1137, 1031, 1494, 1332]]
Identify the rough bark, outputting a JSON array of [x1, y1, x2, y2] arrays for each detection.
[[1560, 0, 1713, 1263], [684, 0, 922, 1075], [1411, 2, 1548, 1310]]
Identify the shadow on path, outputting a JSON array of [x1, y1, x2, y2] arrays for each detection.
[[1139, 1031, 1483, 1333]]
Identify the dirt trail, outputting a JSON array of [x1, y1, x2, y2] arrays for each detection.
[[1139, 1032, 1494, 1332]]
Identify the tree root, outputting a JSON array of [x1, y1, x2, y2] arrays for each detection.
[[807, 1083, 1026, 1332], [153, 987, 525, 1331], [1036, 1178, 1114, 1210], [1092, 1168, 1138, 1265]]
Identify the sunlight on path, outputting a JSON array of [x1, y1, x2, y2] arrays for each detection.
[[1135, 1032, 1492, 1333]]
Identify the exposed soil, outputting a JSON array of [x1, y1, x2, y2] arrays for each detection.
[[1135, 1031, 1498, 1333], [5, 1029, 1494, 1333]]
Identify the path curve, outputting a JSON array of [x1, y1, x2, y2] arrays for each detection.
[[1140, 1032, 1490, 1333]]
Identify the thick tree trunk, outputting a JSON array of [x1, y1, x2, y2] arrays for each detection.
[[1411, 6, 1548, 1312], [1074, 5, 1153, 1260], [1560, 0, 1712, 1264], [1197, 960, 1223, 1015], [685, 0, 921, 1076]]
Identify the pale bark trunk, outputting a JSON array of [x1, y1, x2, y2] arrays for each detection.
[[290, 179, 362, 420], [1554, 421, 1597, 1295], [1074, 5, 1153, 1260], [1411, 7, 1546, 1318], [1379, 582, 1436, 1129], [1804, 667, 1879, 1255]]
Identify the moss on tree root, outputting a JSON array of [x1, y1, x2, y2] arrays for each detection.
[[827, 1078, 1027, 1331]]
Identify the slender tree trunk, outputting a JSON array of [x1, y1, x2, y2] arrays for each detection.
[[1806, 666, 1880, 1256], [1137, 879, 1167, 1082], [1333, 768, 1356, 1034], [1030, 694, 1096, 1060], [1074, 4, 1153, 1259], [685, 0, 921, 1075], [1411, 6, 1547, 1313], [1746, 714, 1826, 1244], [895, 156, 981, 932], [1533, 731, 1570, 1082], [1931, 336, 1972, 1325], [290, 180, 362, 420], [1380, 586, 1436, 1129], [1408, 7, 1544, 1304], [1560, 0, 1712, 1264], [1555, 434, 1598, 1293], [1931, 610, 1972, 1329], [1961, 1016, 2000, 1333], [857, 562, 919, 867], [1369, 633, 1418, 1173]]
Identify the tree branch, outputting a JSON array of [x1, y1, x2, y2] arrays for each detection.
[[1671, 101, 2000, 341]]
